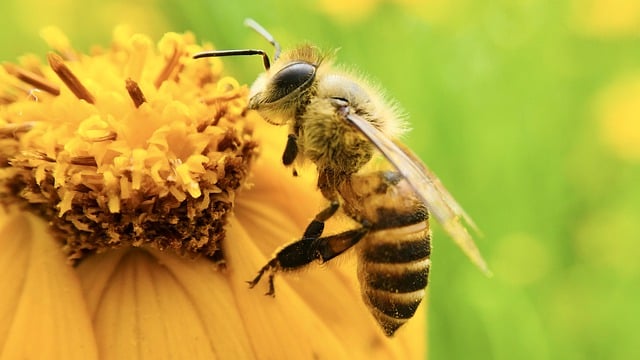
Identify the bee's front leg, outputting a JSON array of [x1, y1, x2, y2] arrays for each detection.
[[282, 133, 298, 166], [282, 133, 299, 176]]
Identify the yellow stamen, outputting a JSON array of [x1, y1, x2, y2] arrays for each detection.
[[125, 78, 146, 108], [2, 63, 60, 95], [0, 122, 34, 138], [154, 36, 183, 88], [47, 52, 95, 104], [69, 156, 97, 166]]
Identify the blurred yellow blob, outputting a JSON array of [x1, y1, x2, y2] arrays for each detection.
[[594, 74, 640, 161], [570, 0, 640, 37], [14, 0, 167, 38]]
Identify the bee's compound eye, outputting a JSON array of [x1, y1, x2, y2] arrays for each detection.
[[266, 62, 316, 103]]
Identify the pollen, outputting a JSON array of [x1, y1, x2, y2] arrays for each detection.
[[0, 27, 259, 263]]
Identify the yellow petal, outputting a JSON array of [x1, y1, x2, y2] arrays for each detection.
[[0, 210, 98, 359], [77, 248, 254, 359]]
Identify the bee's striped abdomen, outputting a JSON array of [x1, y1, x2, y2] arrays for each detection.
[[358, 220, 431, 336]]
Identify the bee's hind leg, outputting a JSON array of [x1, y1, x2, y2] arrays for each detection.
[[247, 200, 341, 296], [247, 258, 278, 296], [247, 226, 370, 297]]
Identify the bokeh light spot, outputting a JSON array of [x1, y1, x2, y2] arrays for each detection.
[[570, 0, 640, 37], [594, 74, 640, 162]]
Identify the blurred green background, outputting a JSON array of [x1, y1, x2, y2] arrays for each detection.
[[2, 0, 639, 359]]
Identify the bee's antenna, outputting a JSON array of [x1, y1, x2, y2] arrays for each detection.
[[244, 18, 281, 61], [193, 49, 272, 70], [192, 19, 281, 71]]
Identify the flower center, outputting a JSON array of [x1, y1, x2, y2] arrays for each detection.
[[0, 29, 259, 264]]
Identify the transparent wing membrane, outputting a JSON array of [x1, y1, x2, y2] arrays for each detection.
[[344, 111, 491, 276]]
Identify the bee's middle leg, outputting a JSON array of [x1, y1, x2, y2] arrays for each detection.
[[301, 200, 339, 239]]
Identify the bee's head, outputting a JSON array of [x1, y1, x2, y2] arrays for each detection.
[[193, 19, 318, 125], [248, 59, 316, 114]]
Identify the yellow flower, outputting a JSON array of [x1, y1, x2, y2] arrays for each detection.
[[0, 27, 425, 358]]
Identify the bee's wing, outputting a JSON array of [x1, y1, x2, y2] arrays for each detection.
[[345, 112, 491, 275]]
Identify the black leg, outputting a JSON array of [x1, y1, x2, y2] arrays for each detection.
[[311, 227, 369, 262], [247, 225, 370, 296], [302, 200, 339, 239], [282, 133, 298, 166], [248, 201, 339, 295]]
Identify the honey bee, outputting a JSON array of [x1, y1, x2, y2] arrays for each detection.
[[194, 19, 489, 336]]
